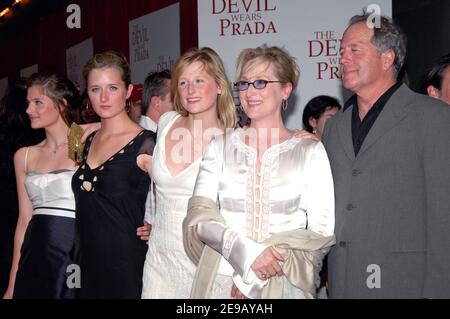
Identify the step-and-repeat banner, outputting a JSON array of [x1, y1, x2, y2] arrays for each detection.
[[198, 0, 392, 129], [129, 3, 180, 84], [66, 37, 94, 92]]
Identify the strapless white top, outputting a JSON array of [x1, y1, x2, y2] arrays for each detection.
[[25, 170, 76, 219]]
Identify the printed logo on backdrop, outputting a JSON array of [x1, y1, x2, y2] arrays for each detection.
[[66, 38, 93, 91], [129, 3, 180, 84], [306, 4, 382, 81], [212, 0, 278, 36], [131, 23, 175, 71], [308, 30, 341, 80], [157, 55, 175, 72], [131, 23, 150, 63], [198, 0, 392, 129]]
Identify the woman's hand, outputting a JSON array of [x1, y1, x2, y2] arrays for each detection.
[[137, 221, 152, 241], [251, 246, 284, 281], [231, 283, 248, 299], [80, 122, 101, 143], [293, 129, 319, 141], [2, 287, 13, 299]]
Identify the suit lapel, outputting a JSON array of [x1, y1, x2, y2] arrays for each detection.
[[337, 107, 356, 162], [357, 84, 412, 158]]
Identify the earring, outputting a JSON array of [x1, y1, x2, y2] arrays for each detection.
[[85, 102, 90, 110], [282, 99, 288, 111], [126, 99, 131, 113], [312, 128, 317, 134]]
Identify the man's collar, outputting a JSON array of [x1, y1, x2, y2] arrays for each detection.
[[343, 82, 402, 111], [343, 94, 357, 111], [139, 115, 158, 132]]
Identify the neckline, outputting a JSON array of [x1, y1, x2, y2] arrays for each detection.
[[85, 130, 145, 171], [28, 169, 75, 176], [159, 113, 203, 178], [48, 142, 68, 154], [235, 128, 297, 155]]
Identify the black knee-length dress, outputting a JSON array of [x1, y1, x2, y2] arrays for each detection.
[[72, 130, 155, 298]]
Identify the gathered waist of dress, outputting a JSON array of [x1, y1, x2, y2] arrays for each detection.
[[33, 199, 76, 218], [155, 193, 190, 212]]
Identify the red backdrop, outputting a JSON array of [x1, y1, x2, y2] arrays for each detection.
[[0, 0, 198, 80]]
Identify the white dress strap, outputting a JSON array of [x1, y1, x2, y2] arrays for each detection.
[[150, 175, 154, 195], [24, 147, 30, 173], [157, 111, 180, 134]]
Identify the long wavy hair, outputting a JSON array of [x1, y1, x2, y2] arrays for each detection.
[[171, 47, 237, 128]]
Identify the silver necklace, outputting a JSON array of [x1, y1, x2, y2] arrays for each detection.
[[51, 142, 68, 154]]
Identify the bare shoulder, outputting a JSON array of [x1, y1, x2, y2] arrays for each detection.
[[14, 146, 28, 163], [13, 146, 30, 172], [13, 141, 45, 168], [126, 123, 147, 138]]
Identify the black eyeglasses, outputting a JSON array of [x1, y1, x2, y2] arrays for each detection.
[[234, 79, 284, 91]]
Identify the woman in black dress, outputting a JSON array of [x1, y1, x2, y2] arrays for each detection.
[[72, 51, 156, 298]]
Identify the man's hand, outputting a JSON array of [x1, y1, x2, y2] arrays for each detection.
[[293, 129, 319, 141], [137, 221, 152, 241]]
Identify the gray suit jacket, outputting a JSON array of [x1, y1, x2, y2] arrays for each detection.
[[323, 84, 450, 298]]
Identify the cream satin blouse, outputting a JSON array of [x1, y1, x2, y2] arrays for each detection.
[[193, 128, 335, 297]]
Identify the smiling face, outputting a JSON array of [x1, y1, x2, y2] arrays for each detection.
[[239, 58, 292, 122], [340, 22, 393, 96], [177, 61, 221, 116], [26, 85, 63, 129], [86, 67, 133, 119]]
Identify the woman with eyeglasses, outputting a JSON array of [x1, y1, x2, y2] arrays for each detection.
[[183, 45, 335, 299]]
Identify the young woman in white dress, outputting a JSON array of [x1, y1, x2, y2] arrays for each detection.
[[141, 47, 237, 298]]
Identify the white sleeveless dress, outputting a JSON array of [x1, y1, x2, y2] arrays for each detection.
[[141, 111, 199, 298], [14, 168, 76, 299]]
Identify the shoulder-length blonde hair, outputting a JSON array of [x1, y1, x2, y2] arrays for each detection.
[[171, 47, 237, 129]]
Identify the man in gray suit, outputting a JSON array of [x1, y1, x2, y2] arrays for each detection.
[[323, 14, 450, 298]]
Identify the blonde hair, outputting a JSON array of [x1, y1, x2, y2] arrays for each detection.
[[236, 44, 300, 90], [83, 50, 131, 87], [171, 47, 237, 128]]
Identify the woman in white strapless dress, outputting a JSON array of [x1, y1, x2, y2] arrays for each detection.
[[141, 47, 237, 298], [14, 168, 77, 298], [3, 73, 79, 299]]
